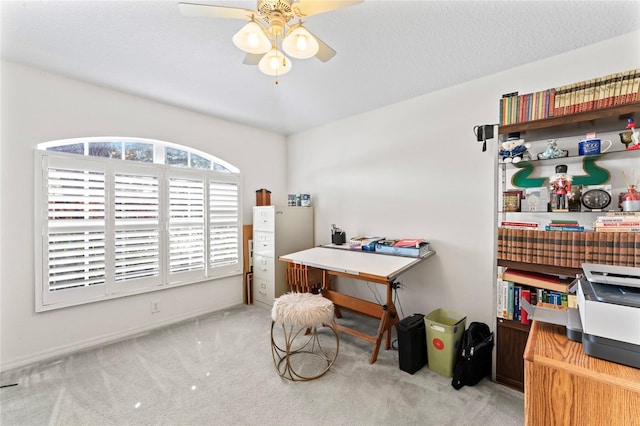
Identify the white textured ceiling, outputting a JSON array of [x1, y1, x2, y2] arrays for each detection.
[[2, 1, 640, 135]]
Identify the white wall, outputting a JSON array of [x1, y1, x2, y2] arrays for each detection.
[[287, 31, 640, 326], [0, 62, 287, 370], [2, 31, 639, 371]]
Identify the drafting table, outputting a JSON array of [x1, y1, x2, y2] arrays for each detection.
[[279, 246, 435, 364]]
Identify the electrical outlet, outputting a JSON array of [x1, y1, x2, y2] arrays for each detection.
[[151, 300, 160, 313]]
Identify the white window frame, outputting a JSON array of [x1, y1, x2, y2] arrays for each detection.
[[34, 140, 242, 312]]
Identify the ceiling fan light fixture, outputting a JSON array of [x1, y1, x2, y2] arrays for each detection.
[[179, 0, 364, 81], [282, 26, 319, 59], [232, 21, 271, 54], [258, 48, 292, 76]]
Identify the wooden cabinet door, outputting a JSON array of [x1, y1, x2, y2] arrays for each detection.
[[496, 318, 529, 392]]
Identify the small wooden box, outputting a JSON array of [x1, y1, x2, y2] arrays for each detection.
[[256, 188, 271, 206]]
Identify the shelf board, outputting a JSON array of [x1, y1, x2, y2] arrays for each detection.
[[498, 144, 640, 169], [497, 260, 581, 277], [498, 102, 640, 135], [497, 317, 531, 332]]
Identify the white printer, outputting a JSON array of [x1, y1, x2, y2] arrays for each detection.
[[521, 263, 640, 369], [576, 263, 640, 368]]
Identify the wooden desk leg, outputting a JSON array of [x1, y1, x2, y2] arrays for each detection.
[[322, 270, 398, 364], [369, 302, 399, 364], [322, 270, 343, 318]]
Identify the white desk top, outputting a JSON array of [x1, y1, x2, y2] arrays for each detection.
[[279, 246, 435, 281]]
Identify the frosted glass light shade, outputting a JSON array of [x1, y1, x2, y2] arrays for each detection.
[[282, 26, 319, 59], [232, 21, 270, 54], [258, 48, 292, 76]]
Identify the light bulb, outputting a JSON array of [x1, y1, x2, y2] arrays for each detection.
[[247, 32, 258, 48], [258, 48, 292, 76], [282, 26, 319, 59], [232, 21, 270, 54], [296, 34, 307, 51]]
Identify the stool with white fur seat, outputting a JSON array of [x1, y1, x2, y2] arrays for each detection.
[[271, 292, 339, 381]]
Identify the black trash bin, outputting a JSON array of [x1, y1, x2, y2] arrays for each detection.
[[398, 313, 427, 374]]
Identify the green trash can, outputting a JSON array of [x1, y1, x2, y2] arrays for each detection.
[[425, 308, 466, 377]]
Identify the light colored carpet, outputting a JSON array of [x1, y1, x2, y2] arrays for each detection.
[[1, 304, 524, 425]]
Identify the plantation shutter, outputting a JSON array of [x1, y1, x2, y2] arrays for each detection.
[[168, 172, 205, 283], [42, 156, 106, 306], [208, 179, 241, 277], [36, 147, 242, 312], [112, 165, 161, 292]]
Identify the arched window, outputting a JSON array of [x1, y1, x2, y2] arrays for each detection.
[[38, 136, 238, 172], [34, 137, 242, 311]]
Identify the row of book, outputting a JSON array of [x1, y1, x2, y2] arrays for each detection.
[[545, 219, 584, 232], [500, 89, 555, 126], [496, 277, 576, 325], [499, 68, 640, 126], [497, 227, 640, 269], [594, 214, 640, 233]]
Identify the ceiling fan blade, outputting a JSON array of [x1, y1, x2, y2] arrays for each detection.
[[292, 0, 363, 18], [178, 2, 256, 20], [307, 31, 336, 62], [243, 53, 263, 65]]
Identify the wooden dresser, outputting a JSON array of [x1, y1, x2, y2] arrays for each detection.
[[523, 321, 640, 426]]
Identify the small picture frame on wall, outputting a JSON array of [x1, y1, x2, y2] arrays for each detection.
[[503, 190, 523, 212]]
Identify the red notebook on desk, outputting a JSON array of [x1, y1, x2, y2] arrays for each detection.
[[393, 238, 424, 248]]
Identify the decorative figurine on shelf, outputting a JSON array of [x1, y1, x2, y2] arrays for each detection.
[[619, 130, 634, 149], [499, 133, 532, 163], [550, 164, 572, 212], [537, 139, 569, 160], [622, 170, 640, 211], [625, 118, 640, 150]]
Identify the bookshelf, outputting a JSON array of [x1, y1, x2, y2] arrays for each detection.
[[494, 87, 640, 391], [499, 102, 640, 134]]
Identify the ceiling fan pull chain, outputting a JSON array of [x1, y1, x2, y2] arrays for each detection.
[[275, 34, 280, 85]]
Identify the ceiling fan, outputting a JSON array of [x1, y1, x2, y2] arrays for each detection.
[[178, 0, 363, 81]]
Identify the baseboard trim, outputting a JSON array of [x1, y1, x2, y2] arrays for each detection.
[[0, 303, 242, 373]]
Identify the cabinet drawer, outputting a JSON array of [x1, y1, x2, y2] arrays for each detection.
[[253, 278, 274, 305], [253, 231, 274, 256], [253, 254, 274, 279], [253, 207, 274, 231]]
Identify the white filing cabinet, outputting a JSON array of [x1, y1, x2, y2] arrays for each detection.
[[252, 206, 314, 308]]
